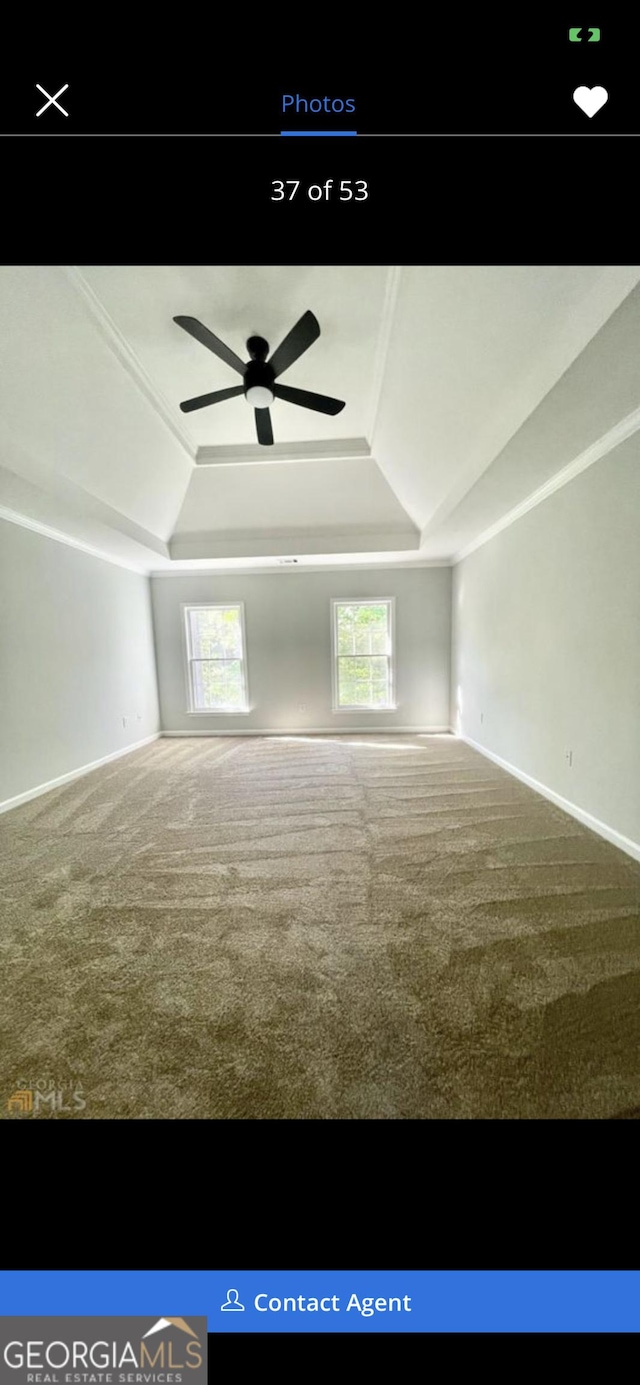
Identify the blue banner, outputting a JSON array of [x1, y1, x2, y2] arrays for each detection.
[[1, 1272, 640, 1333]]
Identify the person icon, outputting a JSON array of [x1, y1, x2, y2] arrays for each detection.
[[221, 1289, 245, 1312]]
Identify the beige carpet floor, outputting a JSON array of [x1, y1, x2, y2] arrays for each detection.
[[2, 733, 640, 1120]]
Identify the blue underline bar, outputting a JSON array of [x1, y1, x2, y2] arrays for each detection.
[[280, 130, 358, 136]]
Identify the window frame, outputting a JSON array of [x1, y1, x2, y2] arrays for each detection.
[[181, 602, 250, 715], [330, 597, 397, 713]]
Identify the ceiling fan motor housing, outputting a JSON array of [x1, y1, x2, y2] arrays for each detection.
[[244, 356, 275, 407]]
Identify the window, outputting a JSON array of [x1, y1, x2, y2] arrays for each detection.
[[183, 604, 249, 713], [332, 600, 395, 710]]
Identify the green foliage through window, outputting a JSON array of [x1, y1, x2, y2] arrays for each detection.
[[334, 602, 393, 709], [186, 607, 247, 711]]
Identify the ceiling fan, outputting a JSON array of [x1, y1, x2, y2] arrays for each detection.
[[173, 309, 345, 446]]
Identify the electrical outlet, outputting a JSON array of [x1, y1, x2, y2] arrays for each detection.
[[137, 712, 142, 721], [480, 711, 484, 724], [122, 715, 128, 728], [298, 703, 307, 713], [565, 749, 573, 767]]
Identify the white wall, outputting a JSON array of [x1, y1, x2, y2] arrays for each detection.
[[152, 567, 451, 733], [0, 519, 160, 806], [452, 438, 640, 852]]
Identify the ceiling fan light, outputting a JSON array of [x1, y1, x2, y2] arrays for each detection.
[[245, 385, 275, 408]]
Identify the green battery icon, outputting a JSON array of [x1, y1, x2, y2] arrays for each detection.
[[569, 27, 600, 41]]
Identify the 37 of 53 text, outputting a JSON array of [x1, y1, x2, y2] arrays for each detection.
[[271, 180, 369, 202]]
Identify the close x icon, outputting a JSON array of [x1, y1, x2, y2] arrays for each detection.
[[35, 83, 69, 117]]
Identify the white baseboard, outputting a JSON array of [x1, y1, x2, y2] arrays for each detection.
[[0, 733, 161, 816], [459, 733, 640, 865], [162, 726, 453, 737]]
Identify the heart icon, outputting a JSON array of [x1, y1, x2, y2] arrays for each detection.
[[573, 86, 608, 117]]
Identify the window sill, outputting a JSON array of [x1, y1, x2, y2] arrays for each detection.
[[186, 708, 251, 715], [331, 706, 397, 714]]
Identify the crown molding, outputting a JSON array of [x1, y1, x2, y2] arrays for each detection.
[[150, 558, 450, 577], [454, 402, 640, 563], [64, 266, 196, 460], [195, 437, 371, 466], [368, 266, 402, 443], [0, 506, 148, 574]]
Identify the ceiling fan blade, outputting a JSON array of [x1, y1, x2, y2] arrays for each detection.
[[273, 383, 345, 416], [255, 408, 274, 445], [173, 316, 246, 375], [179, 385, 245, 413], [268, 310, 321, 378]]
